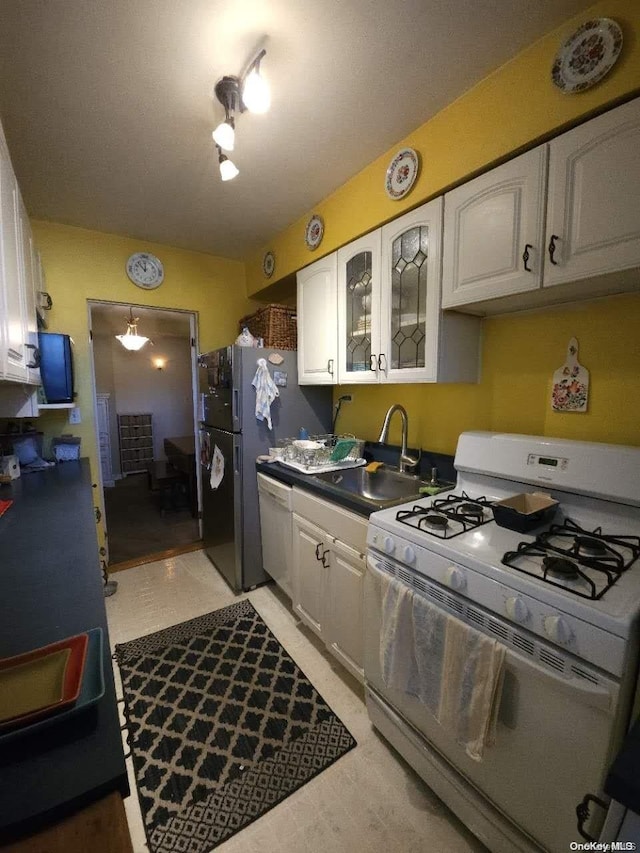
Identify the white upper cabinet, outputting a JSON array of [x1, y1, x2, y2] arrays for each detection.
[[380, 198, 479, 384], [544, 97, 640, 287], [297, 252, 338, 384], [440, 97, 640, 314], [442, 147, 548, 309], [337, 230, 381, 384], [0, 120, 40, 386], [298, 198, 480, 385]]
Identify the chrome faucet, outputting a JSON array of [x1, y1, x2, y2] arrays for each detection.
[[377, 404, 421, 474]]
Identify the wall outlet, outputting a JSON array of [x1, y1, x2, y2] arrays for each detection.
[[68, 407, 81, 424]]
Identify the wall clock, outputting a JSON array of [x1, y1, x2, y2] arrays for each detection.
[[126, 252, 164, 289]]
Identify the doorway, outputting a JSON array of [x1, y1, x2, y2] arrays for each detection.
[[88, 301, 202, 568]]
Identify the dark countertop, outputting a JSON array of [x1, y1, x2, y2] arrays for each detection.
[[0, 461, 128, 840], [257, 442, 456, 517]]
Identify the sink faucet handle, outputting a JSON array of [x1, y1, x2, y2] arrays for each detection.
[[400, 449, 421, 473]]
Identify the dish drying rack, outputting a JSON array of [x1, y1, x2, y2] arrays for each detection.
[[276, 434, 365, 473]]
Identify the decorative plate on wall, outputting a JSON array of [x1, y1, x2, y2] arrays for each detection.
[[263, 251, 275, 278], [551, 18, 623, 94], [305, 215, 324, 250], [385, 148, 420, 200]]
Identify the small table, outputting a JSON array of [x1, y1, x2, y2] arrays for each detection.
[[163, 436, 197, 517]]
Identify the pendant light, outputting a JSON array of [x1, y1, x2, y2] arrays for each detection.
[[116, 307, 150, 351]]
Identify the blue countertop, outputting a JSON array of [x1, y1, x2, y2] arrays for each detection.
[[0, 461, 128, 840]]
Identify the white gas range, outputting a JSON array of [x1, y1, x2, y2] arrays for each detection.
[[364, 432, 640, 853]]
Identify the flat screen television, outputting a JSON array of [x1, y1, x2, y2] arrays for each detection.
[[38, 332, 74, 403]]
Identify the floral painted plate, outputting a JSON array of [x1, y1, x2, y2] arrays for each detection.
[[262, 251, 275, 278], [305, 214, 324, 250], [551, 18, 623, 94], [385, 148, 419, 200]]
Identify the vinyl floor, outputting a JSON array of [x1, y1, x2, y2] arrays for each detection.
[[106, 550, 488, 853]]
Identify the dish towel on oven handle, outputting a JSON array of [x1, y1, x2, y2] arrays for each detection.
[[252, 358, 279, 431], [377, 566, 506, 761]]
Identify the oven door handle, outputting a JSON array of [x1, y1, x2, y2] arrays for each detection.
[[366, 554, 617, 715]]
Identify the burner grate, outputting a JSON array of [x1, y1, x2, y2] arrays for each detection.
[[396, 492, 494, 539], [502, 518, 640, 600]]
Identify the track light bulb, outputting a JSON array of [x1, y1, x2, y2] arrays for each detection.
[[242, 67, 270, 114], [212, 120, 235, 151], [219, 153, 239, 181]]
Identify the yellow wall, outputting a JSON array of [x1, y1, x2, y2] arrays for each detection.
[[336, 293, 640, 453], [246, 0, 640, 296], [31, 220, 256, 548], [241, 0, 640, 453]]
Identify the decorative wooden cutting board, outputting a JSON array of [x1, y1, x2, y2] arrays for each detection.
[[551, 337, 589, 412]]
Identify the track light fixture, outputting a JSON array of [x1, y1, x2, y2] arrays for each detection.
[[211, 49, 270, 181]]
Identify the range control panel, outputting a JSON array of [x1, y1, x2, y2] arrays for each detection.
[[527, 453, 569, 473]]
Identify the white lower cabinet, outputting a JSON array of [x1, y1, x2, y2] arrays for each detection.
[[257, 473, 293, 599], [292, 488, 366, 683]]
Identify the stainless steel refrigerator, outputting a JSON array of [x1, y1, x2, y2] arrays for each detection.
[[198, 345, 332, 592]]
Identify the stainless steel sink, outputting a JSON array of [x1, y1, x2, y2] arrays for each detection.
[[313, 466, 453, 510]]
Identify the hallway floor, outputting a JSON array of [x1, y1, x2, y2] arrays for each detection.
[[106, 550, 488, 853], [104, 473, 200, 566]]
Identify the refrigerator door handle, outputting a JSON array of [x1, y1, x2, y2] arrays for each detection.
[[234, 442, 241, 475]]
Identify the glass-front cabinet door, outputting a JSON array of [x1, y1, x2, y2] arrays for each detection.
[[379, 197, 443, 383], [337, 231, 381, 384]]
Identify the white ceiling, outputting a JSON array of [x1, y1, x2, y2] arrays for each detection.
[[0, 0, 594, 260]]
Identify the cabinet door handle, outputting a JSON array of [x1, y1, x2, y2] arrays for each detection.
[[327, 358, 334, 376], [522, 244, 533, 272], [548, 234, 560, 265], [315, 542, 323, 561], [25, 344, 40, 368], [369, 354, 377, 371], [321, 550, 330, 568], [378, 353, 387, 374]]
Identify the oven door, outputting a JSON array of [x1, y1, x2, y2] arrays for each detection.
[[364, 554, 621, 853]]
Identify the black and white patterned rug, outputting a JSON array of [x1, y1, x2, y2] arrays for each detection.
[[114, 599, 356, 852]]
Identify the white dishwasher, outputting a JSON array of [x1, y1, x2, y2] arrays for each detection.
[[257, 472, 293, 599]]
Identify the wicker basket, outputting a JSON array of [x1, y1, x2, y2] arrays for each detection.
[[238, 304, 297, 350]]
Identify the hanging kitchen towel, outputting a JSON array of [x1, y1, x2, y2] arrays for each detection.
[[437, 615, 506, 762], [251, 358, 279, 430], [410, 591, 448, 717], [209, 444, 224, 490], [379, 569, 416, 695]]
